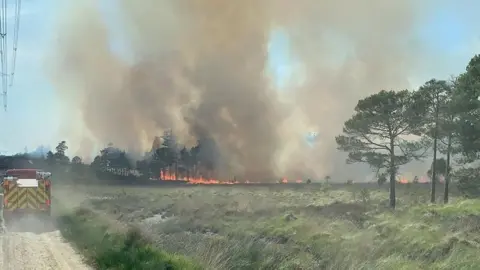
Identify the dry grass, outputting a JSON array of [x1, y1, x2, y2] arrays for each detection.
[[55, 183, 480, 270]]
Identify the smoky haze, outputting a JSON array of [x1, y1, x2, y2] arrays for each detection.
[[48, 0, 428, 181]]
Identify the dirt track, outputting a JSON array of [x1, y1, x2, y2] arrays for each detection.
[[0, 230, 91, 270], [0, 201, 91, 270], [0, 188, 91, 269]]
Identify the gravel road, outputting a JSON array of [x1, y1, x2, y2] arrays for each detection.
[[0, 230, 91, 270]]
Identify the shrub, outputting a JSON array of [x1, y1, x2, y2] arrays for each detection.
[[57, 208, 201, 270]]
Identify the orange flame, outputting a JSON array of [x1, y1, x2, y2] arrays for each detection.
[[398, 177, 408, 184], [161, 171, 241, 184], [160, 171, 303, 185], [396, 175, 438, 184]]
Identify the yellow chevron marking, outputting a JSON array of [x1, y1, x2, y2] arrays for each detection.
[[27, 197, 38, 209], [27, 189, 36, 206], [25, 188, 40, 209], [17, 188, 28, 209], [37, 181, 50, 202], [4, 191, 17, 206], [3, 181, 51, 210], [37, 188, 48, 202]]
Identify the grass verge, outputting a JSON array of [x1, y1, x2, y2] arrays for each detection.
[[56, 207, 201, 270], [69, 186, 480, 269]]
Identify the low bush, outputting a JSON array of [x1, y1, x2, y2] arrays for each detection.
[[57, 207, 201, 270]]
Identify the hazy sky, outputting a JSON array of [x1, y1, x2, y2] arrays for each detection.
[[0, 0, 479, 156]]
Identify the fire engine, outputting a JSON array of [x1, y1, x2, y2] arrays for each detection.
[[2, 169, 52, 225]]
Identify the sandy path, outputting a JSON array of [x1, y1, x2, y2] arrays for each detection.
[[0, 190, 92, 269], [0, 230, 92, 270]]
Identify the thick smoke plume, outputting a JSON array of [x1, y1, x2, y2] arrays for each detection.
[[49, 0, 426, 181]]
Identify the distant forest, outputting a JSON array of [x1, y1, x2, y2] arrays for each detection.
[[0, 130, 221, 184]]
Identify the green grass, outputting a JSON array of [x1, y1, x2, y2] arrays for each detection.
[[54, 184, 480, 269], [56, 206, 201, 270]]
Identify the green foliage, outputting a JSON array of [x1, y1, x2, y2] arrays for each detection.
[[333, 54, 480, 202], [52, 141, 70, 165], [154, 147, 175, 169], [377, 173, 387, 186], [336, 90, 426, 173], [83, 129, 211, 182], [70, 156, 85, 176], [66, 184, 479, 270], [451, 55, 480, 160], [416, 79, 459, 202], [453, 167, 480, 197], [71, 156, 82, 164], [57, 207, 201, 270], [415, 79, 454, 133], [46, 151, 55, 165], [55, 141, 68, 156], [336, 90, 428, 207], [427, 158, 449, 179]]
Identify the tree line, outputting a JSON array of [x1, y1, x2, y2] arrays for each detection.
[[336, 54, 480, 208], [41, 130, 215, 183]]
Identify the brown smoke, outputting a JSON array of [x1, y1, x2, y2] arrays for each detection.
[[48, 0, 428, 181]]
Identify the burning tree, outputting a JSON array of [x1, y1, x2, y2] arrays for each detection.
[[336, 90, 427, 209], [151, 130, 177, 180], [149, 131, 210, 182]]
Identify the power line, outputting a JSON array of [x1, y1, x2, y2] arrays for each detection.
[[0, 0, 22, 112], [0, 0, 8, 111], [9, 0, 21, 88]]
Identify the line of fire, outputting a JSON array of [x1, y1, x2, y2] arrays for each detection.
[[94, 132, 308, 185], [93, 131, 439, 185]]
